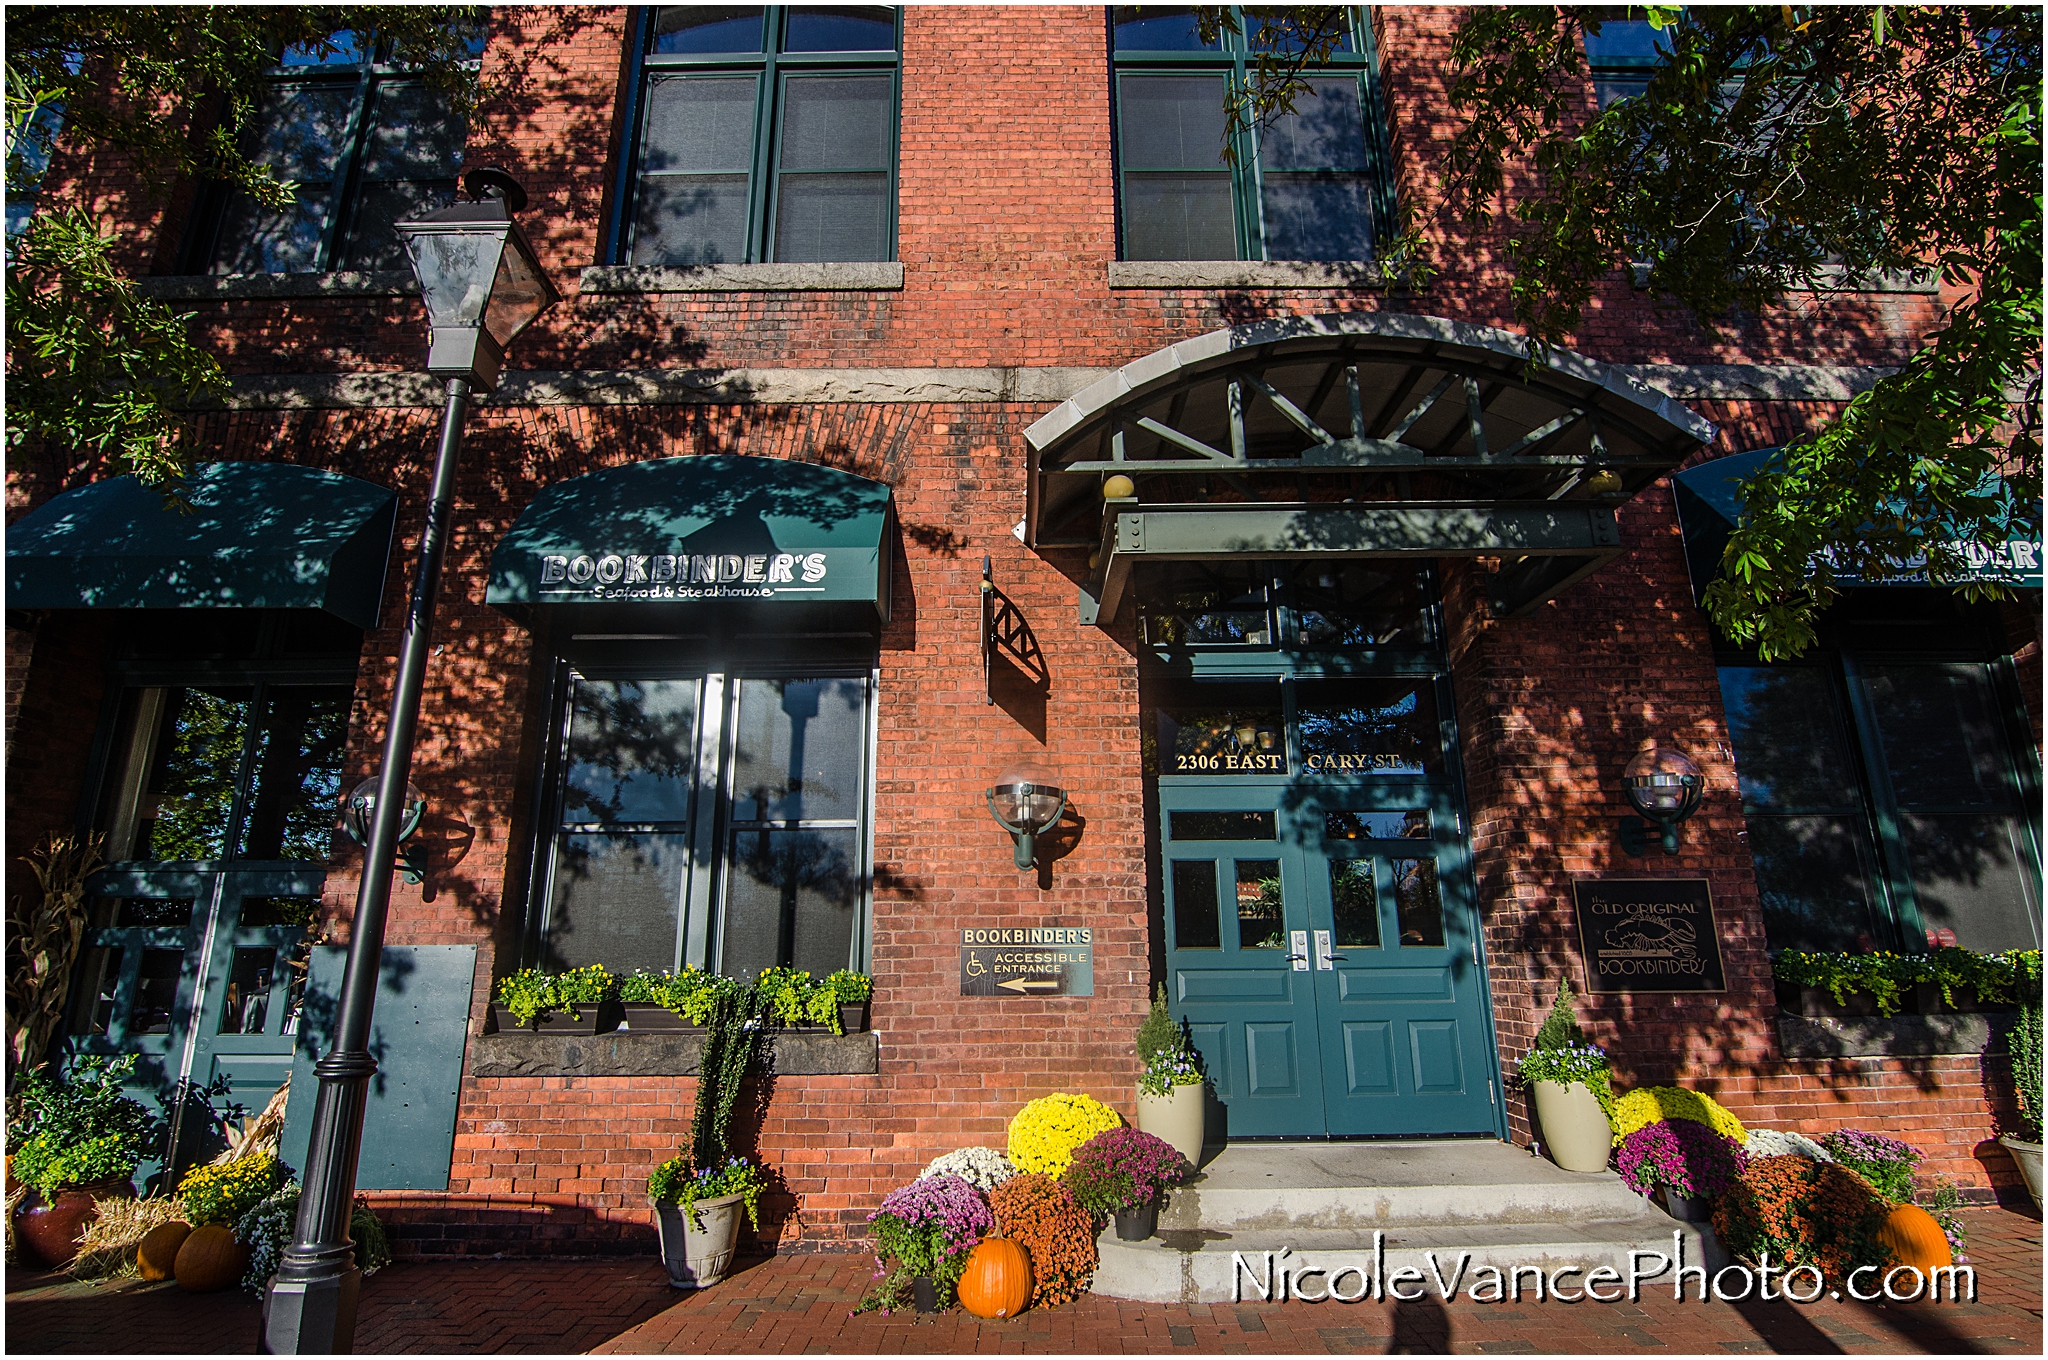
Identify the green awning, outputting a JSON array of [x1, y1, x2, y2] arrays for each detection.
[[5, 462, 396, 629], [486, 455, 895, 629], [1672, 448, 2043, 606]]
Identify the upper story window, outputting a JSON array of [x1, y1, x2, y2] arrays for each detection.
[[612, 5, 901, 266], [1583, 9, 1674, 110], [1111, 6, 1392, 262], [186, 28, 483, 275]]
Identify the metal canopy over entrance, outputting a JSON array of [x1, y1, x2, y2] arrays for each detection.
[[1024, 314, 1716, 625]]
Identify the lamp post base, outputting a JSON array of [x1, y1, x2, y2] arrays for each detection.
[[262, 1265, 361, 1354]]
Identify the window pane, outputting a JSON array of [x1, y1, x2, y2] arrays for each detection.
[[1242, 8, 1354, 55], [343, 179, 459, 271], [730, 678, 866, 821], [1389, 858, 1444, 947], [1142, 575, 1271, 646], [106, 896, 198, 928], [1747, 814, 1886, 952], [634, 174, 751, 265], [722, 827, 862, 977], [239, 687, 350, 861], [1236, 858, 1284, 949], [1157, 702, 1285, 776], [1112, 7, 1219, 51], [779, 75, 892, 169], [773, 171, 890, 261], [245, 83, 356, 177], [212, 186, 332, 274], [650, 6, 766, 53], [1325, 810, 1431, 840], [241, 895, 318, 928], [1258, 78, 1366, 169], [1293, 562, 1431, 648], [1861, 663, 2016, 809], [219, 947, 278, 1035], [144, 687, 253, 860], [1168, 810, 1276, 840], [71, 946, 121, 1037], [785, 6, 896, 51], [644, 76, 758, 174], [1593, 74, 1649, 110], [1296, 679, 1441, 776], [1260, 173, 1373, 260], [1899, 813, 2041, 952], [281, 32, 369, 66], [1718, 667, 1862, 810], [1124, 172, 1236, 261], [133, 948, 184, 1034], [357, 82, 466, 182], [1584, 19, 1669, 63], [562, 679, 699, 825], [1172, 860, 1222, 949], [1118, 75, 1228, 168], [546, 832, 687, 975], [1329, 859, 1380, 948]]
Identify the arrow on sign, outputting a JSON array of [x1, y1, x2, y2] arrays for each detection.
[[996, 977, 1061, 993]]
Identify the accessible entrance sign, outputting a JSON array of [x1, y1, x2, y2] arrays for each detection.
[[959, 927, 1094, 997], [1571, 878, 1725, 993]]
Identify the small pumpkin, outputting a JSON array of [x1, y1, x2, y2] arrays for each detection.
[[957, 1236, 1033, 1319], [1876, 1203, 1953, 1275], [174, 1223, 247, 1293], [138, 1220, 194, 1282]]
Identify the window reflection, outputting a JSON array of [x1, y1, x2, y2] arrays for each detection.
[[132, 949, 184, 1034], [562, 679, 698, 825], [240, 689, 350, 860], [1329, 858, 1379, 948], [1296, 679, 1439, 775], [1172, 860, 1222, 949], [142, 687, 252, 861], [1390, 858, 1444, 947], [1236, 858, 1284, 948]]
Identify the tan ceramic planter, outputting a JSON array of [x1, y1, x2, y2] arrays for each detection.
[[1532, 1080, 1613, 1173], [1136, 1083, 1205, 1168]]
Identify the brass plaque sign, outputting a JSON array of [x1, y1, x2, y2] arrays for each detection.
[[1571, 878, 1725, 993], [959, 928, 1094, 997]]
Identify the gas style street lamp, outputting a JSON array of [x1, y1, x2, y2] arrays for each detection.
[[264, 167, 559, 1355]]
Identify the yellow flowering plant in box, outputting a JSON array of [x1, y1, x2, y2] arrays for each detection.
[[177, 1150, 284, 1227], [1610, 1086, 1746, 1147], [1007, 1093, 1123, 1176]]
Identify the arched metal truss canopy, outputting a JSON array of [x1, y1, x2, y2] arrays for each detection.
[[1024, 313, 1717, 626]]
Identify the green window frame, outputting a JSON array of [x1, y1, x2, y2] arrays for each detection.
[[610, 5, 902, 266], [185, 28, 483, 275], [1110, 5, 1394, 262], [1718, 649, 2043, 955]]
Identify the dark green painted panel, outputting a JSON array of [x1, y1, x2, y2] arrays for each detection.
[[4, 463, 396, 629], [279, 945, 475, 1191]]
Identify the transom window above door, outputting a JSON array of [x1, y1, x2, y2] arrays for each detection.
[[613, 5, 901, 266], [536, 667, 873, 980], [1111, 5, 1394, 261]]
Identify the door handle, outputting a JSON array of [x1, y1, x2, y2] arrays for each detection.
[[1314, 929, 1338, 971], [1289, 930, 1310, 972]]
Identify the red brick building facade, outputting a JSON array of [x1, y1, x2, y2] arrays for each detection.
[[7, 6, 2039, 1262]]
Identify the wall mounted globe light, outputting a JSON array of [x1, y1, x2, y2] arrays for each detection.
[[987, 760, 1067, 870], [1619, 745, 1705, 855], [267, 167, 558, 1356], [342, 776, 427, 883]]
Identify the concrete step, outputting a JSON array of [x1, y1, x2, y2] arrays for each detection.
[[1090, 1139, 1725, 1304], [1093, 1217, 1718, 1304], [1158, 1140, 1654, 1231]]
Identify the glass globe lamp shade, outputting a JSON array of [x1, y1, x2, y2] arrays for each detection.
[[986, 760, 1067, 870], [1622, 745, 1704, 837], [343, 777, 427, 847]]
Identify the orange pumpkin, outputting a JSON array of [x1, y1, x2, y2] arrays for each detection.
[[138, 1221, 194, 1282], [957, 1236, 1033, 1319], [1876, 1203, 1953, 1275], [174, 1223, 247, 1293]]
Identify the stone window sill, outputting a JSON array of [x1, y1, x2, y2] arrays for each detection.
[[470, 1027, 878, 1077], [1627, 262, 1938, 295], [578, 263, 904, 294], [1108, 260, 1398, 290], [1776, 1010, 2013, 1060], [140, 271, 418, 301]]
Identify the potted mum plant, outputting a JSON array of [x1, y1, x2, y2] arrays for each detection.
[[1616, 1118, 1749, 1221], [649, 1154, 765, 1288], [7, 1055, 162, 1268], [1132, 985, 1204, 1167], [1062, 1126, 1192, 1241], [862, 1173, 995, 1312], [1517, 980, 1614, 1173]]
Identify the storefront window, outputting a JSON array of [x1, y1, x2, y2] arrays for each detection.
[[1719, 657, 2041, 953], [537, 668, 873, 978]]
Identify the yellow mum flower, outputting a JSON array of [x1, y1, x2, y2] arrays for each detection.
[[1007, 1092, 1123, 1176], [1610, 1086, 1746, 1146]]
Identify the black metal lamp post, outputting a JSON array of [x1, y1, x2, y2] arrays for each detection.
[[264, 167, 558, 1355]]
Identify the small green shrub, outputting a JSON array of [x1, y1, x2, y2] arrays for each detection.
[[1135, 983, 1180, 1064], [1532, 979, 1588, 1052], [2010, 1004, 2043, 1143]]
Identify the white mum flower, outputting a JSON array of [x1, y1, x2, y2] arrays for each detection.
[[918, 1146, 1017, 1191], [1746, 1128, 1836, 1163]]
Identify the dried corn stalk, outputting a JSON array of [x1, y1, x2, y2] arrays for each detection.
[[7, 833, 105, 1075]]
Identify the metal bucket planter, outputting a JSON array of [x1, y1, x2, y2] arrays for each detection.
[[1531, 1080, 1613, 1173], [654, 1192, 744, 1289]]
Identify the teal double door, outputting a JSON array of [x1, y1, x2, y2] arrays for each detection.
[[1156, 675, 1501, 1138]]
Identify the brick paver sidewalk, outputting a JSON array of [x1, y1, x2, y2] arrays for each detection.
[[7, 1206, 2040, 1354]]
